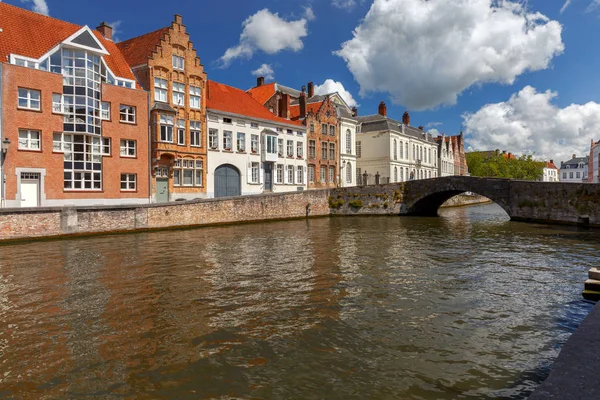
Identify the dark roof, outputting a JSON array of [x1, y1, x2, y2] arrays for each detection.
[[356, 114, 434, 141], [561, 156, 589, 168], [290, 94, 328, 105], [152, 102, 176, 113]]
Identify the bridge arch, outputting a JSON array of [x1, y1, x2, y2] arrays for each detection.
[[403, 177, 512, 217]]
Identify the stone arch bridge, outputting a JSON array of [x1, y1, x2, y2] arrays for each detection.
[[330, 176, 600, 227]]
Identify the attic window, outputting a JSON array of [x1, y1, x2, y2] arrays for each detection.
[[14, 58, 36, 68], [223, 117, 232, 124]]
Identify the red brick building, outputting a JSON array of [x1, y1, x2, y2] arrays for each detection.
[[0, 3, 149, 208], [118, 15, 207, 202]]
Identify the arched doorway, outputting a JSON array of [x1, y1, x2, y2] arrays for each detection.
[[214, 164, 241, 198]]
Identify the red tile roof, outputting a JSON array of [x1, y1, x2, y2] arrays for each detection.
[[116, 27, 170, 67], [207, 80, 302, 126], [0, 2, 135, 81], [289, 101, 323, 120], [545, 161, 558, 170], [247, 83, 277, 105]]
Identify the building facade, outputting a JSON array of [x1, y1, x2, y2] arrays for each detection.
[[206, 80, 307, 197], [0, 3, 149, 208], [355, 105, 438, 184], [560, 154, 588, 182], [118, 15, 207, 202], [589, 140, 600, 183], [337, 104, 359, 187], [541, 160, 559, 182]]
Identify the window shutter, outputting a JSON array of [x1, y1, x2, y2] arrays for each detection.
[[303, 166, 308, 186], [284, 165, 289, 184], [259, 163, 264, 184], [247, 163, 253, 184], [294, 166, 298, 185]]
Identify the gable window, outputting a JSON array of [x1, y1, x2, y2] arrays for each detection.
[[310, 124, 315, 133], [190, 86, 201, 109], [329, 125, 335, 136], [52, 93, 64, 113], [287, 129, 293, 135], [251, 134, 259, 153], [321, 124, 327, 135], [322, 142, 328, 160], [296, 141, 303, 158], [223, 131, 233, 150], [18, 88, 40, 110], [329, 143, 336, 161], [356, 141, 362, 158], [18, 129, 41, 150], [278, 138, 284, 156], [346, 129, 352, 154], [120, 174, 137, 191], [237, 132, 246, 152], [223, 117, 232, 124], [173, 82, 185, 106], [177, 119, 186, 145], [287, 140, 294, 158], [120, 105, 136, 123], [309, 140, 316, 159], [120, 139, 136, 157], [276, 127, 283, 133], [101, 102, 110, 120], [154, 78, 168, 102], [159, 114, 174, 142], [251, 122, 259, 129], [172, 55, 185, 70], [191, 121, 202, 147], [209, 128, 219, 149]]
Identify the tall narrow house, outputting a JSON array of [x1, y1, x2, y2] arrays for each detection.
[[118, 15, 207, 202], [0, 3, 149, 208]]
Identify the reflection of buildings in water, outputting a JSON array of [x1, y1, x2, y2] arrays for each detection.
[[0, 244, 72, 398]]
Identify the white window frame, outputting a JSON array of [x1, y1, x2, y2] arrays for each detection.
[[101, 102, 110, 120], [159, 114, 174, 142], [237, 132, 246, 152], [120, 139, 136, 157], [251, 162, 259, 183], [190, 86, 201, 109], [120, 174, 137, 191], [172, 55, 185, 70], [287, 165, 294, 184], [173, 82, 185, 106], [177, 119, 186, 145], [296, 141, 303, 159], [154, 77, 168, 102], [190, 121, 202, 147], [209, 128, 219, 149], [119, 105, 136, 124], [276, 164, 284, 184], [18, 88, 41, 110], [18, 129, 41, 150], [52, 93, 64, 114], [251, 134, 259, 154], [297, 166, 304, 184], [287, 140, 294, 158], [102, 137, 111, 156], [223, 131, 233, 151]]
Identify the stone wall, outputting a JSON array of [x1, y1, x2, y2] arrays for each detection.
[[440, 194, 491, 208], [0, 189, 331, 242]]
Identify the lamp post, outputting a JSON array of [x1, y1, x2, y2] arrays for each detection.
[[1, 137, 10, 208]]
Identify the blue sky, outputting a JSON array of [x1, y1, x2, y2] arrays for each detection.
[[7, 0, 600, 162]]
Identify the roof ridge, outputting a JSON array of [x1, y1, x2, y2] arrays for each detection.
[[118, 26, 170, 46]]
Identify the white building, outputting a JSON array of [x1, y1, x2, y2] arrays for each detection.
[[333, 99, 359, 187], [541, 160, 559, 182], [435, 134, 455, 177], [355, 105, 438, 184], [560, 155, 588, 183], [206, 80, 307, 198]]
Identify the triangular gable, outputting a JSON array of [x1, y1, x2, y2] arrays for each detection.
[[329, 92, 351, 112], [63, 26, 108, 55]]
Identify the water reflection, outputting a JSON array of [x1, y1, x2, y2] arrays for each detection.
[[0, 204, 595, 399]]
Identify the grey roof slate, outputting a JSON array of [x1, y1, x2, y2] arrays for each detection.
[[356, 114, 434, 142], [561, 156, 589, 168], [290, 94, 329, 105], [152, 102, 176, 113], [277, 84, 301, 98]]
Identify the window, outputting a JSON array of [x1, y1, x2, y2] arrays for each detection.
[[14, 57, 36, 68], [577, 172, 581, 178], [209, 128, 218, 149], [101, 102, 110, 120], [190, 121, 201, 147], [357, 167, 362, 185], [309, 140, 316, 159], [322, 142, 328, 160], [62, 134, 102, 190], [276, 164, 284, 184], [287, 140, 294, 157], [276, 127, 283, 133], [223, 117, 232, 124], [237, 132, 246, 152], [120, 105, 136, 123], [158, 167, 169, 179], [177, 119, 186, 145], [172, 82, 185, 106], [329, 143, 335, 161], [53, 133, 66, 152], [310, 124, 315, 133], [346, 162, 352, 183], [237, 120, 246, 127], [102, 138, 111, 155], [190, 86, 201, 109], [570, 172, 574, 179], [405, 143, 408, 159], [321, 124, 328, 135], [120, 139, 136, 157], [18, 129, 40, 150], [400, 167, 404, 182], [329, 125, 335, 136], [320, 166, 326, 182], [251, 122, 259, 129], [393, 139, 398, 160], [120, 174, 136, 191], [356, 141, 362, 158], [251, 162, 259, 183], [159, 114, 174, 142], [296, 141, 303, 158], [413, 144, 416, 160], [308, 165, 315, 182], [287, 129, 293, 135], [266, 135, 277, 154], [563, 172, 567, 179], [172, 55, 185, 70], [278, 138, 284, 157], [18, 88, 40, 110], [346, 129, 352, 154], [297, 166, 304, 184], [223, 131, 233, 150], [174, 159, 203, 186], [52, 93, 64, 113], [287, 165, 294, 184], [154, 78, 167, 102], [329, 167, 335, 183], [251, 134, 259, 153]]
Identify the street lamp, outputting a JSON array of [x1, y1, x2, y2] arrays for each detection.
[[1, 137, 9, 154]]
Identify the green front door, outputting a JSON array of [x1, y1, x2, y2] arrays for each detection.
[[156, 178, 169, 203]]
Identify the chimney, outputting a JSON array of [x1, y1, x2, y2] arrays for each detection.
[[279, 93, 290, 119], [502, 150, 507, 154], [307, 81, 314, 98], [378, 101, 387, 117], [550, 159, 554, 164], [418, 126, 424, 131], [573, 154, 577, 158], [257, 76, 264, 87], [96, 22, 113, 40], [299, 91, 306, 119], [402, 111, 410, 126], [351, 106, 358, 117]]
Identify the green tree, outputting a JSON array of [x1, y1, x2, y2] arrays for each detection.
[[466, 151, 543, 180]]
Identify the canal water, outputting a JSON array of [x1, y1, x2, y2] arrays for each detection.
[[0, 203, 596, 399]]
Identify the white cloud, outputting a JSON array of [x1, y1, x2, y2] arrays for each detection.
[[20, 0, 49, 15], [304, 6, 315, 21], [107, 20, 122, 42], [219, 9, 309, 67], [333, 0, 357, 10], [586, 0, 600, 12], [313, 79, 358, 108], [428, 128, 441, 137], [336, 0, 564, 110], [251, 64, 275, 80], [462, 86, 600, 161], [426, 122, 443, 128], [560, 0, 573, 13]]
